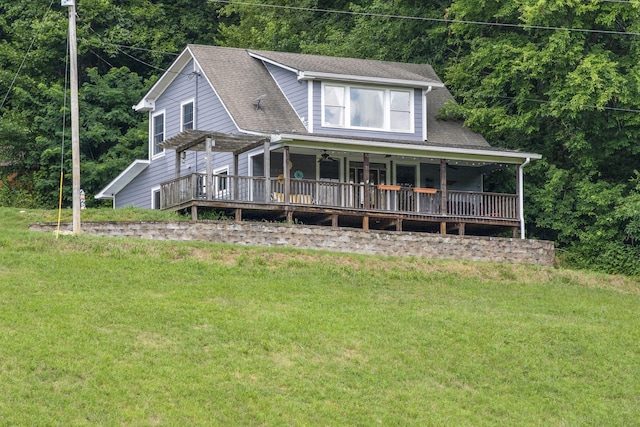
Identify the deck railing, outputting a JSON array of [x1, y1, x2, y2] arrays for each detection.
[[160, 173, 518, 220]]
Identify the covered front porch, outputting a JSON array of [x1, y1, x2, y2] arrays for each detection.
[[158, 130, 539, 237]]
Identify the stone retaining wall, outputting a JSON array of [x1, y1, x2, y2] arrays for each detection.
[[30, 221, 555, 266], [31, 221, 555, 266]]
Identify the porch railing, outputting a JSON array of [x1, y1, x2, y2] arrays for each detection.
[[160, 173, 518, 220]]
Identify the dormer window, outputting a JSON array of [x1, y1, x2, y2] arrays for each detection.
[[322, 83, 413, 132]]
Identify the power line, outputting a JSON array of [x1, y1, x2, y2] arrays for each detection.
[[1, 0, 57, 111], [210, 0, 640, 37], [491, 94, 640, 114], [83, 25, 183, 73], [99, 42, 179, 57]]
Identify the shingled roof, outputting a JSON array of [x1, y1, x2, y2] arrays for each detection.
[[188, 45, 306, 135], [247, 49, 443, 85], [181, 45, 490, 148]]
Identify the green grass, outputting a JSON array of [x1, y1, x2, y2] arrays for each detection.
[[1, 208, 639, 425]]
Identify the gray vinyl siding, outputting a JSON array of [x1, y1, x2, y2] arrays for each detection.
[[154, 59, 237, 141], [312, 81, 424, 141], [115, 160, 173, 208], [116, 58, 239, 208], [264, 62, 308, 123]]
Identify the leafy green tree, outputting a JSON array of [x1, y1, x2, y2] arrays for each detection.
[[1, 0, 222, 208], [443, 0, 640, 274]]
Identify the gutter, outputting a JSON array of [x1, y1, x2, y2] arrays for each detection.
[[296, 71, 444, 90]]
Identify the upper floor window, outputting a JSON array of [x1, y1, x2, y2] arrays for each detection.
[[152, 111, 165, 156], [322, 84, 413, 132], [181, 100, 194, 131]]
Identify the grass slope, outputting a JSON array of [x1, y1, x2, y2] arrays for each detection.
[[1, 208, 639, 425]]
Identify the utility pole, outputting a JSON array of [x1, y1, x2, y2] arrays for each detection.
[[62, 0, 81, 233]]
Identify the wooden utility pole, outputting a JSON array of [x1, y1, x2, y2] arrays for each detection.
[[63, 0, 81, 233]]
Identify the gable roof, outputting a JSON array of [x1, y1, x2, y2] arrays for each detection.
[[136, 45, 498, 150]]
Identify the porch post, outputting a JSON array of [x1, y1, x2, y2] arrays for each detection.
[[440, 159, 447, 235], [517, 158, 531, 239], [264, 140, 271, 203], [283, 146, 291, 205], [233, 153, 239, 200], [206, 137, 213, 201], [363, 152, 370, 209], [175, 150, 181, 179], [440, 159, 447, 215]]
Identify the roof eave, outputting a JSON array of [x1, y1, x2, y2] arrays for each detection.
[[272, 133, 541, 164], [247, 51, 300, 74], [297, 71, 445, 89], [133, 47, 193, 113], [94, 159, 150, 199]]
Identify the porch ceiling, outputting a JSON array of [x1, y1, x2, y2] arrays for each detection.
[[272, 133, 542, 164], [159, 130, 268, 156]]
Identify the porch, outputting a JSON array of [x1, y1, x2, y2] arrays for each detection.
[[156, 130, 537, 237], [159, 172, 520, 236]]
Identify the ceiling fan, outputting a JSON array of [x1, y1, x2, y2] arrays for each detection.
[[318, 150, 338, 163]]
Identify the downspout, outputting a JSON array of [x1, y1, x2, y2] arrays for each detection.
[[519, 157, 531, 239]]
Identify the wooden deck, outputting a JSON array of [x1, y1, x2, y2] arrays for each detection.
[[160, 173, 520, 236]]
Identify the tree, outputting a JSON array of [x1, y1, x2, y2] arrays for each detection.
[[443, 0, 640, 274]]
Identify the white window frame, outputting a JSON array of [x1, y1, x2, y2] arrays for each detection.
[[213, 165, 229, 197], [151, 110, 166, 159], [151, 185, 161, 209], [181, 99, 195, 131], [321, 83, 414, 133]]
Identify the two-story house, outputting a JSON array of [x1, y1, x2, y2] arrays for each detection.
[[96, 44, 541, 237]]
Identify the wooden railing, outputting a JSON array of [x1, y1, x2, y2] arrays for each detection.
[[160, 173, 518, 220]]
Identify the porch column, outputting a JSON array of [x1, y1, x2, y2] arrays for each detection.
[[175, 150, 181, 179], [233, 152, 239, 200], [363, 152, 370, 209], [440, 159, 447, 215], [440, 159, 447, 235], [517, 158, 531, 239], [283, 146, 291, 205], [206, 137, 213, 201], [264, 140, 271, 203]]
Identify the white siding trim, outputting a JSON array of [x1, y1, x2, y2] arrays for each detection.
[[422, 89, 428, 141], [307, 82, 314, 133]]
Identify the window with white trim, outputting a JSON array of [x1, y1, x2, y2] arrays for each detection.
[[214, 166, 229, 196], [322, 84, 413, 132], [152, 111, 165, 156], [151, 186, 161, 209], [181, 100, 194, 131]]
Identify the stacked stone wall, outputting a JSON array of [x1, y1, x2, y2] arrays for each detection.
[[30, 221, 555, 266]]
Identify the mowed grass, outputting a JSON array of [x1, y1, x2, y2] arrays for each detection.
[[1, 208, 639, 426]]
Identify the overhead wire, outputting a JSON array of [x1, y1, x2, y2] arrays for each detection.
[[485, 94, 640, 114], [210, 0, 640, 114], [210, 0, 640, 37], [0, 0, 57, 111]]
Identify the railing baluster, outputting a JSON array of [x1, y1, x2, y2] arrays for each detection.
[[159, 173, 519, 221]]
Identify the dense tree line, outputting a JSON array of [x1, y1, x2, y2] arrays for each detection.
[[1, 0, 639, 274]]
